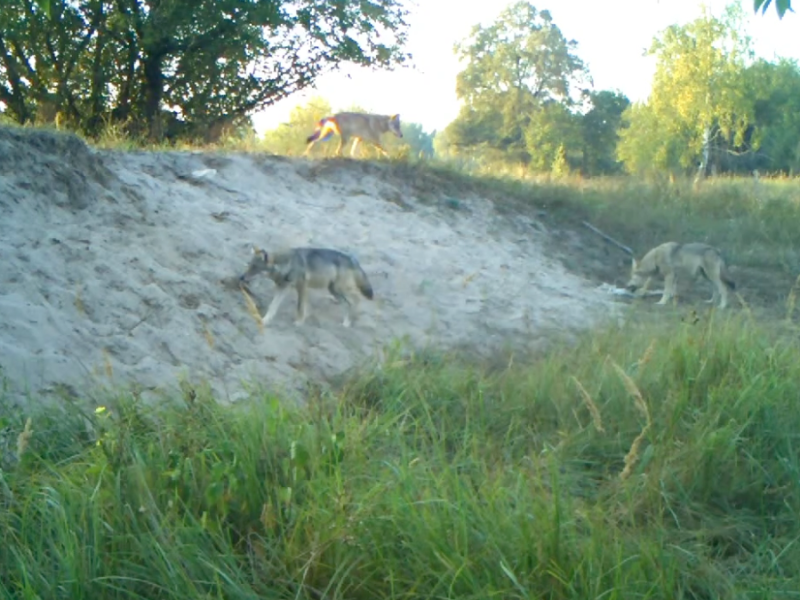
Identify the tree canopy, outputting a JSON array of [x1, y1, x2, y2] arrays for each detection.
[[616, 6, 755, 176], [614, 4, 800, 177], [436, 1, 631, 176], [0, 0, 411, 141], [440, 1, 590, 166]]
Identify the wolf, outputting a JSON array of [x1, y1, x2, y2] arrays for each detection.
[[304, 112, 403, 158], [239, 246, 374, 327], [626, 242, 737, 309]]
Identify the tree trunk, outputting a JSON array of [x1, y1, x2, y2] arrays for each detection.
[[143, 52, 165, 141], [695, 124, 711, 183], [86, 2, 107, 135], [0, 36, 31, 124]]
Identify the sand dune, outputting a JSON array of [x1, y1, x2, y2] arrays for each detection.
[[0, 127, 617, 406]]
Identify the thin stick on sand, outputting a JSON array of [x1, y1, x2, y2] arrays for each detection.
[[582, 221, 634, 256]]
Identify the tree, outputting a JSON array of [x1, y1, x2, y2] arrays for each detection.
[[523, 101, 582, 172], [441, 1, 589, 166], [0, 0, 411, 141], [616, 6, 754, 177], [616, 101, 688, 176], [744, 58, 800, 174], [580, 90, 630, 175], [261, 96, 333, 156], [399, 122, 436, 159]]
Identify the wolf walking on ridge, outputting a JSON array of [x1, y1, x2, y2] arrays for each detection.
[[239, 246, 374, 328], [304, 112, 403, 158], [626, 241, 737, 309]]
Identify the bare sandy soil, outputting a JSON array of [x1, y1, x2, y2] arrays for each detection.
[[0, 127, 621, 406]]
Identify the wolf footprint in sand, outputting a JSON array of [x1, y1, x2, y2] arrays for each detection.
[[179, 294, 201, 310]]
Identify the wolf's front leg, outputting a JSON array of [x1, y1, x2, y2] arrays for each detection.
[[374, 143, 390, 159], [717, 284, 730, 309], [294, 284, 309, 326], [657, 273, 676, 305], [262, 287, 290, 326], [349, 138, 361, 158], [341, 292, 358, 328]]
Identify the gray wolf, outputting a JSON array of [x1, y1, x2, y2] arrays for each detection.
[[304, 112, 403, 158], [626, 241, 736, 309], [239, 246, 374, 327]]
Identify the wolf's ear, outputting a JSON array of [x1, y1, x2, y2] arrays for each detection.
[[261, 250, 269, 263], [391, 114, 400, 121], [252, 245, 260, 255], [630, 257, 638, 270]]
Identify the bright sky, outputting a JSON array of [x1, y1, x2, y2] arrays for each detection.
[[251, 0, 798, 136]]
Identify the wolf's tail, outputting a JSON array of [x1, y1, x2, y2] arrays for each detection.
[[306, 117, 339, 144], [355, 265, 374, 300]]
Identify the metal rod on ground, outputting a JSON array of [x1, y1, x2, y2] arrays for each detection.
[[581, 221, 634, 256]]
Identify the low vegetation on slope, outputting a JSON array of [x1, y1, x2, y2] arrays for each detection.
[[332, 157, 800, 315], [2, 0, 800, 595], [2, 313, 800, 599], [3, 123, 800, 600]]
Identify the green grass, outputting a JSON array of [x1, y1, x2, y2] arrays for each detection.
[[355, 158, 800, 312], [293, 152, 800, 284], [4, 123, 800, 598], [3, 313, 800, 599], [411, 161, 800, 270]]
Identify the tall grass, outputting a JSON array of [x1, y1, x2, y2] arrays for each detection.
[[2, 314, 800, 599], [4, 123, 800, 597], [370, 158, 800, 311], [416, 160, 800, 267]]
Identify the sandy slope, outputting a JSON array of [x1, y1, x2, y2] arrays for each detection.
[[0, 127, 617, 406]]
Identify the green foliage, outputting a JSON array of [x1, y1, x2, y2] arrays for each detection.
[[261, 96, 333, 156], [746, 58, 800, 174], [3, 315, 800, 598], [0, 0, 411, 141], [617, 102, 686, 176], [442, 1, 589, 165], [580, 90, 630, 175], [616, 6, 754, 176], [438, 2, 629, 176], [754, 0, 794, 18], [524, 102, 582, 172], [550, 143, 570, 177], [400, 122, 436, 159]]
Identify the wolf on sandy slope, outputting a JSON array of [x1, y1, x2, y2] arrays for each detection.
[[304, 112, 403, 158], [239, 246, 375, 327], [626, 241, 737, 309]]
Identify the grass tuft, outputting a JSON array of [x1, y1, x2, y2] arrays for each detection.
[[2, 315, 800, 598]]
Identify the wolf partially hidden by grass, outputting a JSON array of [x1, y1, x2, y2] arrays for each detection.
[[304, 112, 403, 158], [239, 246, 374, 328], [626, 242, 737, 309]]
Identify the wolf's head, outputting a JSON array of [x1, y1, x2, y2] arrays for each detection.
[[240, 246, 272, 282], [388, 114, 403, 138], [625, 257, 648, 292]]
